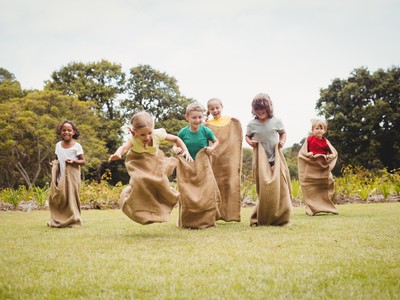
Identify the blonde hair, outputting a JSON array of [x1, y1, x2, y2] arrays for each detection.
[[186, 101, 205, 115], [130, 111, 154, 131], [251, 93, 274, 119], [207, 98, 223, 108], [206, 98, 223, 120], [311, 118, 328, 131]]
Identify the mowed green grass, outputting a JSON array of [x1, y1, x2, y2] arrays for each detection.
[[1, 203, 399, 300]]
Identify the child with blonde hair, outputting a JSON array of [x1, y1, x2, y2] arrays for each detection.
[[174, 102, 221, 229], [206, 98, 231, 125], [298, 118, 338, 216], [109, 111, 192, 161], [205, 98, 242, 222], [175, 102, 219, 159], [109, 111, 192, 225], [246, 93, 292, 226], [306, 119, 335, 161]]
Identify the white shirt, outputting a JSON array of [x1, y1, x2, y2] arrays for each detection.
[[55, 141, 84, 176]]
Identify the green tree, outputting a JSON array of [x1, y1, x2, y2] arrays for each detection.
[[240, 147, 255, 201], [45, 60, 126, 154], [316, 66, 400, 170], [0, 90, 108, 188], [0, 67, 16, 82], [0, 68, 23, 102], [121, 64, 191, 124], [284, 141, 303, 179], [45, 60, 125, 120]]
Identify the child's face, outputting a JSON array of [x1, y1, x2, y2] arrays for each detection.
[[208, 102, 223, 119], [135, 126, 153, 146], [61, 123, 75, 141], [312, 125, 326, 139], [185, 110, 204, 130], [254, 109, 268, 121]]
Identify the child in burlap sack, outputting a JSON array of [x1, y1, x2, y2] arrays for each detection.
[[205, 98, 242, 222], [109, 111, 192, 225], [48, 120, 85, 228], [298, 118, 338, 216], [174, 102, 221, 229], [246, 93, 293, 226]]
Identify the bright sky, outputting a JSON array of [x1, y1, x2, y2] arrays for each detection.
[[1, 0, 399, 147]]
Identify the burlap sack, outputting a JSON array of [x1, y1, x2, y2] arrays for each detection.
[[48, 160, 82, 228], [298, 139, 338, 215], [250, 144, 293, 226], [120, 149, 179, 224], [206, 118, 242, 222], [176, 148, 221, 229]]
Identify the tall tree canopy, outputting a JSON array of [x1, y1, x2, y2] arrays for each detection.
[[1, 63, 196, 187], [121, 65, 192, 127], [45, 60, 126, 153], [45, 60, 125, 120], [0, 68, 23, 102], [0, 90, 108, 188], [0, 67, 16, 82], [316, 66, 400, 170]]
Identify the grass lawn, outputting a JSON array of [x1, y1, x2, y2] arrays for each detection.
[[1, 203, 399, 299]]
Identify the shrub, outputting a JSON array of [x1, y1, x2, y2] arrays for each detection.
[[291, 178, 302, 200], [334, 165, 400, 200], [31, 185, 49, 206], [0, 188, 22, 206], [80, 169, 124, 209], [1, 166, 399, 207]]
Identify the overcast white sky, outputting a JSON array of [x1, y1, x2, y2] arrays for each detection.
[[1, 0, 399, 147]]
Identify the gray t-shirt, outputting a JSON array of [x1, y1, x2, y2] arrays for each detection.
[[246, 117, 285, 162]]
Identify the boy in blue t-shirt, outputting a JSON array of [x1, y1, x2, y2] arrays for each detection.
[[175, 102, 219, 159]]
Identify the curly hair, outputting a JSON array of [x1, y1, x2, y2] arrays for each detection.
[[56, 120, 80, 139]]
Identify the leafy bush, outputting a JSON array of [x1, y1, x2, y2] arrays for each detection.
[[80, 169, 123, 209], [0, 188, 22, 206], [334, 165, 400, 200], [1, 166, 399, 207], [31, 185, 49, 206], [291, 178, 302, 200]]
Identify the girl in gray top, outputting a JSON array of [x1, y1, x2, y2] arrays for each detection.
[[245, 93, 287, 165]]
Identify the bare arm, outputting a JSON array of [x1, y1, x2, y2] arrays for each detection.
[[165, 134, 189, 153], [66, 154, 86, 166], [165, 134, 193, 162], [278, 131, 286, 148], [108, 141, 133, 162], [245, 134, 259, 148], [205, 138, 219, 155]]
